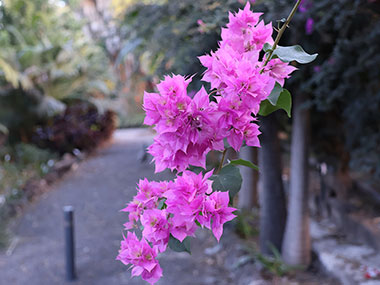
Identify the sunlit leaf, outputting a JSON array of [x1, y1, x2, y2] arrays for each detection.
[[273, 45, 318, 64]]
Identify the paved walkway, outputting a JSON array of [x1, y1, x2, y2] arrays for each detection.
[[0, 129, 234, 285], [0, 128, 342, 285]]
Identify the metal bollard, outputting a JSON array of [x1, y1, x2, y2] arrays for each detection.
[[63, 206, 76, 281]]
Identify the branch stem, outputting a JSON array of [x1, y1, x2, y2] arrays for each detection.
[[209, 89, 221, 96], [216, 149, 227, 174], [263, 0, 302, 67]]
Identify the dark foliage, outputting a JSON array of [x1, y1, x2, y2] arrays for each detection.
[[263, 0, 380, 181], [118, 0, 243, 90], [120, 0, 380, 181], [0, 0, 115, 146], [306, 0, 380, 180], [32, 102, 116, 154]]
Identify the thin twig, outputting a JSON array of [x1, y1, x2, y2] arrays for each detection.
[[262, 0, 303, 68], [208, 89, 221, 96], [216, 149, 227, 174]]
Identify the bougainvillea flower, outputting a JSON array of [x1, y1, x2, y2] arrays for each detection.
[[262, 58, 297, 86], [141, 209, 171, 252], [201, 191, 237, 241], [145, 77, 224, 172], [119, 2, 301, 284], [117, 232, 162, 284]]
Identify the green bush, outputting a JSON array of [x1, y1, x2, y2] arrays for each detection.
[[31, 101, 116, 154], [117, 0, 243, 90], [0, 0, 115, 142]]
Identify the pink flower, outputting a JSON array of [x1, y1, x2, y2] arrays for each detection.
[[145, 77, 224, 172], [305, 17, 314, 35], [156, 74, 192, 98], [242, 122, 261, 147], [164, 171, 213, 240], [299, 0, 312, 14], [121, 200, 143, 230], [197, 19, 205, 26], [117, 232, 162, 284], [197, 19, 207, 34], [216, 98, 261, 151], [221, 3, 273, 53], [141, 265, 163, 284], [118, 3, 301, 283], [135, 179, 161, 205], [200, 191, 236, 241], [263, 58, 297, 86], [169, 213, 198, 242], [164, 171, 213, 208], [143, 74, 192, 134], [141, 209, 171, 252], [122, 180, 170, 229]]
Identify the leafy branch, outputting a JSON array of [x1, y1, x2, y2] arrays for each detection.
[[263, 0, 303, 67]]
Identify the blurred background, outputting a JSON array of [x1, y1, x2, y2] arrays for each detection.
[[0, 0, 380, 284]]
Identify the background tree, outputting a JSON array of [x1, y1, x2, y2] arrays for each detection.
[[238, 146, 259, 210], [282, 92, 311, 265], [260, 0, 380, 265], [115, 0, 242, 90], [259, 114, 287, 255], [0, 0, 115, 142]]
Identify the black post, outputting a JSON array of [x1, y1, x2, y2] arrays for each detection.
[[63, 206, 76, 281]]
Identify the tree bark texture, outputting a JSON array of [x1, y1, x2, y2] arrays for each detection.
[[238, 146, 259, 210], [259, 114, 287, 255], [282, 92, 311, 266]]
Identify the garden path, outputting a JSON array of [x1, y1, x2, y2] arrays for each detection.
[[0, 129, 240, 285]]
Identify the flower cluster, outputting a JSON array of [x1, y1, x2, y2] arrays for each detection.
[[144, 76, 224, 172], [118, 3, 297, 284], [199, 2, 295, 151], [117, 171, 236, 284], [117, 232, 162, 284], [144, 3, 296, 173]]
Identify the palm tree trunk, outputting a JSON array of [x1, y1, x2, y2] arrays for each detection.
[[282, 92, 311, 266], [259, 114, 287, 255]]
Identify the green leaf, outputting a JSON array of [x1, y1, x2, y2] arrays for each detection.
[[168, 235, 191, 254], [228, 159, 259, 171], [263, 43, 272, 52], [273, 45, 318, 64], [157, 198, 166, 210], [210, 164, 242, 199], [223, 138, 231, 149], [188, 165, 204, 175], [259, 100, 277, 117], [267, 82, 283, 106], [259, 89, 292, 117], [275, 89, 292, 117]]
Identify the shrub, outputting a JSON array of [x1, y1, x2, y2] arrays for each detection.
[[32, 102, 116, 154]]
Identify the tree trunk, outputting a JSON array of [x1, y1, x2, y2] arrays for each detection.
[[238, 146, 259, 210], [282, 92, 311, 266], [259, 114, 287, 255]]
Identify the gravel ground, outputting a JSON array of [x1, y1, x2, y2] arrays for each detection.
[[0, 129, 337, 285]]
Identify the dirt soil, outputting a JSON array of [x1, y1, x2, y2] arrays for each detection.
[[0, 129, 337, 285]]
